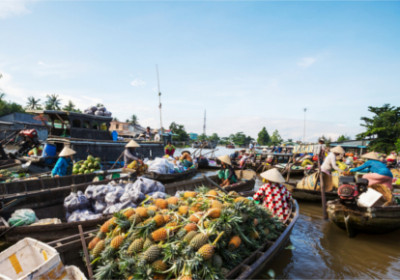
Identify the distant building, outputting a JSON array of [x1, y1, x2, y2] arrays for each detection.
[[109, 121, 146, 137], [0, 112, 48, 140], [188, 133, 198, 140], [330, 139, 370, 155]]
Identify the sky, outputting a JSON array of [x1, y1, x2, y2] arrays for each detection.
[[0, 0, 399, 142]]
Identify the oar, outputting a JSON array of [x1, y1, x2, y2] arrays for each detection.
[[202, 174, 228, 194], [110, 150, 124, 170]]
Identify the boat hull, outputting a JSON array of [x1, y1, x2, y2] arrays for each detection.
[[144, 168, 197, 183], [327, 199, 400, 236]]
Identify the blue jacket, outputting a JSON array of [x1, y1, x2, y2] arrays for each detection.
[[52, 157, 73, 177], [350, 160, 393, 178]]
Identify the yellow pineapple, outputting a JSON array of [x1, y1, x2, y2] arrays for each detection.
[[206, 208, 221, 218], [92, 240, 105, 257], [151, 260, 168, 272], [183, 191, 197, 198], [211, 200, 223, 209], [207, 190, 218, 196], [153, 214, 166, 227], [228, 235, 241, 250], [184, 223, 197, 232], [110, 234, 125, 250], [135, 207, 148, 218], [151, 227, 168, 242], [123, 208, 135, 219], [178, 206, 189, 216], [166, 196, 179, 205], [88, 236, 100, 250]]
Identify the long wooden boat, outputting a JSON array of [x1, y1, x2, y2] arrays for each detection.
[[327, 199, 400, 237], [0, 172, 254, 242], [48, 198, 299, 279], [275, 163, 305, 176], [144, 167, 197, 183], [285, 183, 337, 202]]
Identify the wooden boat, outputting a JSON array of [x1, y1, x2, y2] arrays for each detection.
[[144, 167, 198, 183], [327, 199, 400, 237], [275, 163, 305, 176], [0, 171, 254, 242], [48, 197, 299, 279], [285, 183, 337, 202]]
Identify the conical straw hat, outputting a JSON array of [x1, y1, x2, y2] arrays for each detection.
[[218, 155, 232, 166], [125, 140, 141, 148], [59, 146, 76, 157], [331, 146, 345, 154], [362, 152, 379, 160], [387, 154, 396, 160], [260, 168, 285, 183]]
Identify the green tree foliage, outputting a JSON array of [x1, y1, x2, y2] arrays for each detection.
[[198, 134, 207, 141], [208, 133, 220, 143], [319, 135, 332, 145], [270, 129, 283, 145], [257, 127, 270, 145], [229, 132, 254, 147], [62, 100, 81, 112], [130, 114, 138, 126], [0, 99, 25, 116], [26, 96, 42, 110], [169, 122, 189, 142], [45, 94, 61, 110], [357, 104, 400, 153], [336, 135, 351, 142]]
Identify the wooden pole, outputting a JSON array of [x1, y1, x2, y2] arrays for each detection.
[[78, 224, 94, 279], [317, 152, 328, 219], [110, 150, 125, 170]]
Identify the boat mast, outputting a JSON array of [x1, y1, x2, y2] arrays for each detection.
[[203, 110, 206, 136], [156, 65, 163, 133]]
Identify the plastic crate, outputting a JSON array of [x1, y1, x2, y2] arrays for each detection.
[[0, 238, 64, 280]]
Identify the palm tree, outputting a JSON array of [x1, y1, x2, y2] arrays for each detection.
[[130, 114, 138, 126], [63, 100, 77, 112], [45, 94, 61, 110], [0, 92, 5, 102], [26, 96, 41, 110]]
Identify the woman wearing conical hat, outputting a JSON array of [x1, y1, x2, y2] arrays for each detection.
[[253, 168, 292, 222], [52, 146, 76, 177], [350, 152, 393, 190], [124, 140, 142, 167], [217, 155, 238, 187]]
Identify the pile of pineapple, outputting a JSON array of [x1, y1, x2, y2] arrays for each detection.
[[88, 187, 285, 280]]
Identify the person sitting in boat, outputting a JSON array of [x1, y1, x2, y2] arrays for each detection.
[[124, 140, 142, 166], [239, 151, 250, 169], [350, 152, 393, 191], [179, 151, 193, 168], [145, 127, 152, 141], [253, 168, 291, 222], [164, 141, 176, 157], [217, 155, 237, 187], [52, 147, 75, 177]]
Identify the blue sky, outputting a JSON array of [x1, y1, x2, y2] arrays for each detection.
[[1, 0, 399, 142]]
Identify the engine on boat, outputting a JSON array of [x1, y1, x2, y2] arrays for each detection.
[[338, 176, 369, 203]]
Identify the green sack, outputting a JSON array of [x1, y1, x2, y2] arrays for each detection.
[[8, 209, 37, 227]]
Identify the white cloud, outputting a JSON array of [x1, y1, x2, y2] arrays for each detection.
[[0, 0, 33, 19], [298, 56, 317, 68], [130, 78, 146, 87]]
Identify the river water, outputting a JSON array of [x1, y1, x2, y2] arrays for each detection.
[[177, 147, 400, 279]]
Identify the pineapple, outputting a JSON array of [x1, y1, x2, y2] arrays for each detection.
[[100, 219, 113, 233], [212, 254, 223, 268], [166, 196, 179, 205], [129, 213, 142, 225], [127, 238, 144, 255], [92, 240, 105, 257], [189, 233, 208, 250], [143, 245, 161, 263], [151, 260, 168, 272], [184, 223, 197, 232], [183, 231, 198, 243], [197, 244, 214, 260], [228, 235, 241, 250], [211, 199, 223, 209], [206, 208, 221, 219], [234, 196, 246, 203], [183, 191, 197, 198], [155, 198, 168, 209], [110, 234, 125, 250], [207, 189, 218, 196], [151, 227, 168, 242], [123, 208, 135, 218], [143, 238, 154, 250], [153, 273, 167, 280], [88, 236, 100, 250], [153, 214, 166, 227], [189, 212, 202, 223], [178, 206, 189, 216], [147, 205, 158, 212], [253, 218, 259, 226], [163, 215, 172, 223], [135, 207, 148, 218]]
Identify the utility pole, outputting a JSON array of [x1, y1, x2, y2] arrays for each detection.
[[203, 110, 206, 136], [156, 65, 163, 133], [303, 108, 307, 143]]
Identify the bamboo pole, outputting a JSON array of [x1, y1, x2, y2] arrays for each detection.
[[79, 224, 94, 279], [318, 151, 328, 219]]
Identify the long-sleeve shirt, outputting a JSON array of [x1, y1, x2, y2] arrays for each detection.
[[124, 149, 141, 165], [321, 152, 341, 173], [350, 160, 393, 178], [52, 157, 72, 177]]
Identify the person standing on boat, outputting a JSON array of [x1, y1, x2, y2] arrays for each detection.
[[164, 141, 176, 157], [52, 146, 75, 177], [145, 127, 152, 141], [124, 140, 142, 166], [321, 146, 345, 174], [217, 155, 237, 187], [350, 152, 393, 190], [253, 168, 291, 222]]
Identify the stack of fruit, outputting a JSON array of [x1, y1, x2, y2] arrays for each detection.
[[73, 155, 101, 175], [88, 187, 286, 280]]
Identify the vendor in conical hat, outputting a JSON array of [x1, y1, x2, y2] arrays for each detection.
[[52, 146, 76, 177], [217, 155, 238, 187], [320, 146, 345, 175], [124, 140, 143, 167], [253, 168, 292, 222], [350, 151, 393, 190]]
